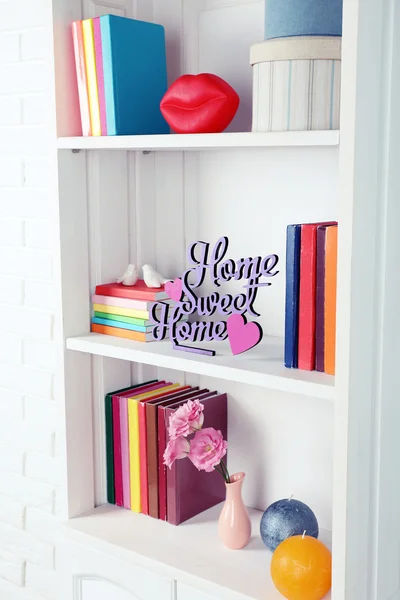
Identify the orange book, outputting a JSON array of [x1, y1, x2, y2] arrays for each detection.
[[92, 323, 153, 342], [324, 225, 338, 375]]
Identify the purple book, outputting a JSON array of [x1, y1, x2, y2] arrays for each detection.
[[316, 225, 328, 371], [166, 393, 228, 526]]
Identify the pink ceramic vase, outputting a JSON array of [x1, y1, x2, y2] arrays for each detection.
[[218, 472, 252, 549]]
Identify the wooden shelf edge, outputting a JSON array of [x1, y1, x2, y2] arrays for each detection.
[[57, 130, 340, 151], [66, 333, 335, 400]]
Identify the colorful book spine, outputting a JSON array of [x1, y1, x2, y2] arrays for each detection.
[[71, 21, 91, 136], [298, 224, 319, 370], [105, 394, 115, 504], [105, 382, 157, 506], [324, 225, 338, 375], [128, 383, 178, 513], [94, 312, 155, 327], [92, 316, 153, 333], [128, 396, 141, 512], [112, 394, 123, 507], [91, 323, 156, 342], [284, 224, 301, 368], [119, 396, 131, 509], [145, 387, 190, 518], [93, 303, 154, 320], [115, 382, 166, 513], [81, 19, 101, 136], [92, 294, 171, 311], [315, 225, 328, 372], [93, 17, 107, 135], [137, 386, 186, 516], [95, 281, 168, 302]]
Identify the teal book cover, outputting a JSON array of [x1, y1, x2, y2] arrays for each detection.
[[100, 14, 169, 135]]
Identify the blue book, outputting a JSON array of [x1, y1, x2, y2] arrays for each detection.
[[92, 317, 151, 333], [100, 15, 169, 135], [284, 224, 301, 368]]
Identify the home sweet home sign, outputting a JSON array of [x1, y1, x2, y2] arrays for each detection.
[[151, 237, 279, 356]]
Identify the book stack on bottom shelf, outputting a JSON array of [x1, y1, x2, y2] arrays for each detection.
[[105, 380, 228, 525], [285, 222, 338, 374]]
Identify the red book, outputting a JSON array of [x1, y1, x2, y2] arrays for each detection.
[[112, 382, 164, 507], [158, 390, 215, 521], [145, 387, 193, 518], [298, 222, 336, 370], [95, 280, 168, 302]]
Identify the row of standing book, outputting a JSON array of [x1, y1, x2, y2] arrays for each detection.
[[91, 280, 173, 343], [105, 381, 228, 525], [72, 15, 169, 136], [284, 221, 338, 374]]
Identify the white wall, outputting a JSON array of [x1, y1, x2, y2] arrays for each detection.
[[0, 1, 59, 599]]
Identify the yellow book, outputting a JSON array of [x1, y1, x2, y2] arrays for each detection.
[[128, 384, 180, 513], [82, 19, 101, 136], [93, 303, 151, 320]]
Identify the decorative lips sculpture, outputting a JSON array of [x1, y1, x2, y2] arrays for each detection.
[[160, 73, 240, 134]]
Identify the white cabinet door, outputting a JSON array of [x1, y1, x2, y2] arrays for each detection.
[[58, 539, 174, 600], [177, 583, 220, 600]]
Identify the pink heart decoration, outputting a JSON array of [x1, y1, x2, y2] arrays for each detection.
[[165, 278, 183, 302], [227, 314, 263, 356]]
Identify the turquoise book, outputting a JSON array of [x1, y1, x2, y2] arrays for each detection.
[[93, 317, 153, 333], [100, 15, 169, 136]]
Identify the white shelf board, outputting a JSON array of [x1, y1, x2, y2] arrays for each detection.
[[66, 504, 331, 600], [57, 130, 339, 151], [66, 333, 334, 400]]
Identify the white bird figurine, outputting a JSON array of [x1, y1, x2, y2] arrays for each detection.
[[142, 264, 171, 288], [117, 264, 138, 287]]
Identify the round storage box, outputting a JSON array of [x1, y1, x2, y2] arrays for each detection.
[[265, 0, 343, 40], [250, 36, 341, 132]]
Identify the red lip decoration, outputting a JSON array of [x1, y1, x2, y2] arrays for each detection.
[[160, 73, 240, 134]]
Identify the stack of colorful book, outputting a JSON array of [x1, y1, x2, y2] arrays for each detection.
[[91, 280, 171, 343], [105, 380, 228, 525], [284, 222, 338, 374], [72, 15, 169, 137]]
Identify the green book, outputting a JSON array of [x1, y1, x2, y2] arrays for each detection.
[[95, 311, 152, 327], [105, 380, 157, 505]]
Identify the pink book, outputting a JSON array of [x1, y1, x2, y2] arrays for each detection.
[[92, 294, 171, 311], [119, 397, 130, 509], [112, 381, 164, 509], [93, 17, 107, 135], [112, 395, 123, 506], [71, 21, 91, 136]]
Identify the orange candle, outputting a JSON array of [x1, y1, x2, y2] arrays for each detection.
[[270, 533, 332, 600]]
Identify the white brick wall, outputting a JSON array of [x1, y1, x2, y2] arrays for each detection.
[[0, 2, 59, 598]]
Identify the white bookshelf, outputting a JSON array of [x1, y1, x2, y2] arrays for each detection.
[[66, 333, 335, 399], [57, 130, 339, 151], [65, 503, 331, 600], [53, 0, 399, 599]]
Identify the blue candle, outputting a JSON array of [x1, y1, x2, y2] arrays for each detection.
[[260, 497, 319, 551], [265, 0, 343, 41]]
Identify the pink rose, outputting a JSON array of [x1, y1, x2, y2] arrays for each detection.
[[163, 436, 190, 469], [189, 427, 228, 473], [168, 399, 204, 440]]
